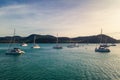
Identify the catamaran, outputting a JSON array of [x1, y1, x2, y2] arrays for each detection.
[[53, 34, 62, 49], [95, 46, 110, 52], [6, 29, 25, 55], [95, 29, 110, 53], [31, 35, 40, 49]]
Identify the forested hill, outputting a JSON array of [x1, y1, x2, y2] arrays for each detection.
[[0, 34, 119, 43]]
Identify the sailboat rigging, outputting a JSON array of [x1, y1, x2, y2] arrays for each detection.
[[95, 29, 110, 52], [31, 35, 40, 49], [6, 29, 25, 55], [53, 34, 62, 49]]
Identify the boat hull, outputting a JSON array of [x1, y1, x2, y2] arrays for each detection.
[[95, 48, 110, 52], [6, 51, 24, 55], [31, 46, 40, 49], [6, 48, 25, 55], [6, 52, 23, 55], [21, 44, 28, 46], [31, 44, 40, 49], [53, 46, 62, 49], [67, 45, 75, 48]]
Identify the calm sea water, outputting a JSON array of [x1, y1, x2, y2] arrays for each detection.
[[0, 43, 120, 80]]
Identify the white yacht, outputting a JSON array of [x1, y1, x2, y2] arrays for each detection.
[[32, 44, 40, 48], [95, 29, 110, 53], [74, 43, 79, 47], [21, 43, 28, 46], [95, 46, 110, 52], [31, 36, 40, 49], [6, 29, 25, 55], [6, 48, 25, 55]]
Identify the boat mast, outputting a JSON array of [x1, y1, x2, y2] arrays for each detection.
[[34, 35, 36, 45], [8, 29, 15, 50], [69, 38, 72, 45], [100, 28, 102, 45], [13, 28, 16, 44], [56, 34, 58, 45], [10, 28, 16, 49]]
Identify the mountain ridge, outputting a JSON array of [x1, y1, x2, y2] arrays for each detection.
[[0, 34, 119, 43]]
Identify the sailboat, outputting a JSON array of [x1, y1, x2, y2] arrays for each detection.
[[67, 38, 79, 48], [31, 35, 40, 49], [21, 43, 28, 46], [67, 38, 75, 48], [95, 29, 110, 52], [110, 43, 116, 46], [6, 29, 25, 55], [74, 43, 79, 47], [53, 34, 62, 49]]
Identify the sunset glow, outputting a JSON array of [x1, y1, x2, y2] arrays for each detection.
[[0, 0, 120, 39]]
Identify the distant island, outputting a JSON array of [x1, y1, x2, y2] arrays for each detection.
[[0, 34, 119, 43]]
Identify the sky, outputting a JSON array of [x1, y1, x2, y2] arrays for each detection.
[[0, 0, 120, 39]]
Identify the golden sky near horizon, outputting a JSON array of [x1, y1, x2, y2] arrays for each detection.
[[0, 0, 120, 39]]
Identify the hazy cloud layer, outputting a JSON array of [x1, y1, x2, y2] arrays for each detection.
[[0, 0, 120, 39]]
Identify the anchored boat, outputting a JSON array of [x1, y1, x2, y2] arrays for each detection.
[[95, 29, 110, 53], [31, 35, 40, 49], [6, 29, 25, 55]]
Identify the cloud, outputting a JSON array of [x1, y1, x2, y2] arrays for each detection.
[[0, 0, 120, 39]]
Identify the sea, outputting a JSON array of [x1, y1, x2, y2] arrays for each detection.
[[0, 43, 120, 80]]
